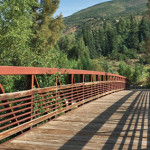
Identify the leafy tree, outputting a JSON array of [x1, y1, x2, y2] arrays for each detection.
[[118, 61, 133, 81], [58, 34, 76, 53], [132, 65, 142, 83], [104, 26, 118, 55], [31, 0, 65, 52], [138, 18, 150, 43], [0, 0, 37, 66], [118, 61, 127, 76], [147, 0, 150, 17], [98, 28, 105, 55], [68, 37, 89, 60], [127, 16, 139, 49], [82, 27, 97, 59], [146, 71, 150, 88], [116, 18, 127, 35], [0, 0, 66, 93], [145, 0, 150, 55], [92, 30, 101, 57]]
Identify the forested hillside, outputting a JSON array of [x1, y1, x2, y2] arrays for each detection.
[[58, 15, 150, 84], [64, 0, 147, 29], [61, 0, 150, 87]]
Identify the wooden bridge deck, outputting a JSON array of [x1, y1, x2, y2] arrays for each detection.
[[1, 89, 150, 150]]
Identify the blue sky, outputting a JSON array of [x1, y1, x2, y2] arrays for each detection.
[[55, 0, 111, 17]]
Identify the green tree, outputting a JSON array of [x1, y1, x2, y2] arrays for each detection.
[[31, 0, 65, 52], [58, 34, 76, 53], [146, 71, 150, 88], [145, 0, 150, 55], [127, 16, 139, 49], [132, 65, 141, 83], [93, 30, 102, 57], [98, 28, 105, 56], [138, 18, 150, 43], [104, 25, 118, 56], [68, 37, 89, 60], [82, 27, 97, 59], [0, 0, 37, 66], [118, 61, 127, 76], [147, 0, 150, 17], [118, 61, 133, 81], [116, 18, 127, 35]]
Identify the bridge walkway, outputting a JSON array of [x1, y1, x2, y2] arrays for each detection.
[[1, 90, 150, 150]]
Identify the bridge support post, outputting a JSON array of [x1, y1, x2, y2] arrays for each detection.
[[101, 75, 105, 93], [0, 84, 4, 94], [80, 75, 85, 101], [27, 75, 34, 128], [69, 74, 74, 105], [96, 75, 99, 95], [89, 75, 93, 97]]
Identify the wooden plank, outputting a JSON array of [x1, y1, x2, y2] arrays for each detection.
[[0, 89, 121, 140], [1, 90, 150, 150]]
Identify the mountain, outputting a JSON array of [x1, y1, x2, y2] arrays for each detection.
[[64, 0, 147, 29]]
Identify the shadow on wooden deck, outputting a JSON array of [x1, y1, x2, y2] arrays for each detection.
[[59, 90, 150, 150]]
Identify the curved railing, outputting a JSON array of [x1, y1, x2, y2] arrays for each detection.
[[0, 66, 130, 143]]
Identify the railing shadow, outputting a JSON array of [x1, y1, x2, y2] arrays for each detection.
[[102, 90, 146, 150], [59, 90, 141, 150]]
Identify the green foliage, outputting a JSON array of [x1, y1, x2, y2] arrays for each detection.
[[0, 0, 65, 67], [118, 61, 132, 79], [146, 72, 150, 88], [82, 28, 97, 58], [0, 0, 67, 93], [58, 35, 92, 70], [132, 65, 143, 83], [118, 61, 145, 84], [118, 61, 134, 81], [138, 18, 150, 42], [144, 0, 150, 64], [127, 16, 139, 49], [0, 0, 37, 66], [32, 0, 65, 52]]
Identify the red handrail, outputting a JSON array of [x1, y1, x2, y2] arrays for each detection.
[[0, 66, 125, 78]]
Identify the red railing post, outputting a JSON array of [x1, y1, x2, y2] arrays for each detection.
[[80, 74, 85, 100], [101, 75, 104, 93], [112, 76, 114, 90], [0, 84, 5, 94], [27, 75, 34, 123], [69, 74, 74, 105], [96, 75, 99, 95], [109, 76, 111, 91], [89, 75, 93, 97]]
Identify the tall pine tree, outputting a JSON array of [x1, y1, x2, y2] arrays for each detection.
[[127, 16, 139, 50], [32, 0, 65, 52], [145, 0, 150, 55], [82, 27, 97, 59]]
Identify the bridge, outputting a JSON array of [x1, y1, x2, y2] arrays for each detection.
[[0, 66, 149, 149]]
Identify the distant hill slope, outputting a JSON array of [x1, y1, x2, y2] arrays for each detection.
[[64, 0, 147, 29]]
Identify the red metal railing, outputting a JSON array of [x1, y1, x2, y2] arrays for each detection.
[[0, 66, 130, 143]]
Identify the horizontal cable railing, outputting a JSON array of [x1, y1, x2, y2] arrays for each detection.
[[0, 66, 130, 143]]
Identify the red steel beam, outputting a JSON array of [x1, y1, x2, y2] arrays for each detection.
[[0, 66, 126, 79], [0, 84, 5, 94]]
